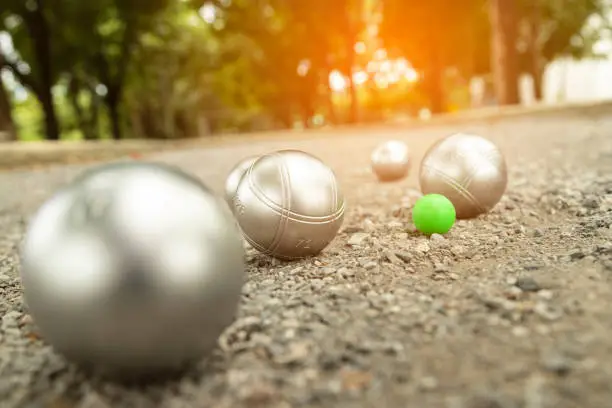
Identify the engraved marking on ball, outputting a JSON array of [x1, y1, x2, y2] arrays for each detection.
[[245, 162, 345, 223], [263, 153, 292, 257], [296, 239, 312, 249], [422, 164, 486, 214]]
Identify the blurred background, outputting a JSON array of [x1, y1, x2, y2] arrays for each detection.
[[0, 0, 611, 142]]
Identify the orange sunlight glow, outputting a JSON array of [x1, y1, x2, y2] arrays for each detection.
[[328, 48, 419, 93]]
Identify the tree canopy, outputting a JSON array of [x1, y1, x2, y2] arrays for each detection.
[[0, 0, 608, 141]]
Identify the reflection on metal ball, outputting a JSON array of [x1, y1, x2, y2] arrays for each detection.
[[224, 155, 259, 207], [234, 150, 345, 260], [371, 140, 411, 182], [419, 133, 507, 219], [20, 162, 245, 378]]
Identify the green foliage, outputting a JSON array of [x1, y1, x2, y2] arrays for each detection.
[[537, 0, 607, 60], [11, 94, 43, 141], [0, 0, 610, 140]]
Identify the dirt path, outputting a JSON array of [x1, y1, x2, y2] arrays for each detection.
[[1, 111, 611, 408]]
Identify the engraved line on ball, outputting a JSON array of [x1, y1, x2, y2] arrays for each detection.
[[265, 152, 292, 256], [327, 164, 339, 218], [242, 233, 315, 261], [421, 164, 488, 214], [457, 146, 505, 189], [245, 174, 345, 223]]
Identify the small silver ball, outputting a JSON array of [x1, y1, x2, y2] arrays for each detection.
[[224, 155, 259, 207], [371, 140, 411, 182], [20, 162, 245, 377], [234, 150, 345, 260], [419, 133, 508, 219]]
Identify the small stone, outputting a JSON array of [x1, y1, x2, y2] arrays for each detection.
[[348, 233, 369, 246], [537, 289, 554, 300], [394, 232, 408, 240], [387, 220, 404, 229], [512, 326, 529, 337], [274, 341, 311, 365], [430, 233, 445, 242], [394, 251, 412, 263], [338, 267, 355, 277], [534, 302, 562, 321], [343, 225, 364, 233], [515, 276, 541, 292], [289, 266, 304, 275], [419, 376, 438, 390], [434, 263, 450, 273], [340, 369, 373, 391], [414, 241, 430, 254], [363, 219, 376, 232], [450, 245, 465, 256], [384, 250, 402, 265], [541, 352, 573, 376]]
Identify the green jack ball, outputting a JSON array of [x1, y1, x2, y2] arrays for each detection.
[[412, 194, 456, 235]]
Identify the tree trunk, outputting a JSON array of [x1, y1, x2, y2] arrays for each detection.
[[343, 26, 359, 123], [322, 67, 338, 125], [67, 77, 99, 140], [531, 64, 544, 101], [24, 1, 61, 140], [346, 75, 358, 123], [0, 76, 16, 141], [428, 77, 445, 114], [40, 93, 60, 140], [527, 4, 544, 101], [107, 92, 122, 140], [425, 51, 445, 114], [489, 0, 520, 105]]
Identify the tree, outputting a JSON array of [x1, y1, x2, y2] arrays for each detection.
[[489, 0, 520, 105], [123, 2, 226, 138], [379, 0, 489, 113], [0, 0, 62, 140], [518, 0, 607, 100], [0, 71, 17, 141], [58, 0, 172, 140], [193, 0, 367, 127]]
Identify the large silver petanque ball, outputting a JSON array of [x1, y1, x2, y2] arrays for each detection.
[[371, 140, 411, 182], [224, 155, 259, 207], [20, 162, 245, 378], [419, 133, 508, 219], [234, 150, 345, 260]]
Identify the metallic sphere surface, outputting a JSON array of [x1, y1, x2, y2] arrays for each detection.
[[419, 133, 508, 219], [20, 162, 245, 377], [371, 140, 411, 182], [224, 155, 259, 207], [234, 150, 345, 260]]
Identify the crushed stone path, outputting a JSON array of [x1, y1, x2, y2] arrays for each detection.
[[1, 111, 612, 408]]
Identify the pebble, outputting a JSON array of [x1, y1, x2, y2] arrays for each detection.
[[348, 233, 369, 246], [430, 233, 445, 242], [515, 276, 541, 292]]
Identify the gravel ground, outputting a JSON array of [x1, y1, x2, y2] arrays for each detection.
[[1, 111, 612, 408]]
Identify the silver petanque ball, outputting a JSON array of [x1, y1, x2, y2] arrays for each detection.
[[234, 150, 345, 260], [20, 162, 245, 378], [224, 155, 259, 207], [371, 140, 411, 182], [419, 133, 508, 219]]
